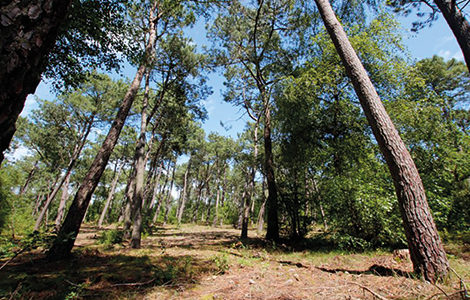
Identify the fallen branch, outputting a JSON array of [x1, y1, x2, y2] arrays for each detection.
[[111, 278, 156, 287], [346, 281, 388, 300], [279, 260, 309, 268], [449, 267, 468, 299], [0, 247, 27, 271], [9, 282, 22, 300]]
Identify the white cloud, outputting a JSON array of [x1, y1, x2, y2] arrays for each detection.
[[438, 50, 452, 60]]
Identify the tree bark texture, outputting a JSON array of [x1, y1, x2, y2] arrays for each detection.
[[314, 0, 449, 282], [264, 102, 279, 241], [0, 0, 72, 163], [47, 2, 158, 257], [434, 0, 470, 73], [130, 71, 151, 249]]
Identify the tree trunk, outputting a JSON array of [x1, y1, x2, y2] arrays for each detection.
[[177, 161, 191, 224], [34, 114, 94, 231], [314, 0, 449, 282], [163, 161, 176, 225], [0, 0, 72, 163], [256, 180, 267, 235], [434, 0, 470, 73], [149, 161, 164, 209], [47, 1, 158, 258], [130, 71, 151, 249], [19, 161, 38, 196], [54, 171, 71, 231], [213, 186, 220, 227], [263, 101, 279, 241], [123, 166, 137, 239], [98, 161, 122, 228]]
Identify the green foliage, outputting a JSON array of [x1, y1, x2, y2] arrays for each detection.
[[46, 0, 130, 89], [210, 254, 230, 274], [98, 229, 123, 246]]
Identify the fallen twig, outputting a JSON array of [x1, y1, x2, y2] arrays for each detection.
[[346, 281, 388, 300], [111, 278, 156, 287], [449, 267, 469, 299], [9, 282, 22, 300], [0, 247, 27, 271], [278, 260, 309, 268]]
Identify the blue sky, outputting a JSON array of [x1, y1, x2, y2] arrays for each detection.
[[22, 11, 463, 140]]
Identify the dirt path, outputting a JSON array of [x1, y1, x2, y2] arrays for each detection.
[[1, 225, 468, 299]]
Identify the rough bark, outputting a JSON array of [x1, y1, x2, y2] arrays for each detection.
[[47, 2, 158, 258], [123, 165, 137, 239], [433, 0, 470, 73], [130, 71, 151, 249], [315, 0, 449, 282], [264, 101, 279, 241], [0, 0, 73, 163], [98, 161, 122, 228]]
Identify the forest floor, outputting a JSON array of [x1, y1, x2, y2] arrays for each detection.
[[0, 224, 469, 299]]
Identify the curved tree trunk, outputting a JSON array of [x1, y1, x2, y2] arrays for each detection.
[[314, 0, 449, 282], [47, 1, 158, 258], [434, 0, 470, 73], [0, 0, 72, 163]]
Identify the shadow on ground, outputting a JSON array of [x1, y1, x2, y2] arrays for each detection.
[[0, 249, 219, 299], [316, 264, 414, 278]]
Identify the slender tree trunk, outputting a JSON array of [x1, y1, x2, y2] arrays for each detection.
[[98, 161, 122, 228], [314, 0, 449, 282], [33, 192, 44, 216], [131, 71, 151, 249], [163, 161, 176, 225], [177, 161, 191, 224], [241, 169, 253, 239], [0, 0, 72, 163], [434, 0, 470, 73], [34, 116, 93, 231], [263, 100, 279, 241], [19, 161, 38, 196], [149, 161, 164, 209], [123, 166, 137, 239], [257, 178, 267, 235], [213, 186, 220, 227], [47, 1, 159, 258], [54, 171, 71, 231]]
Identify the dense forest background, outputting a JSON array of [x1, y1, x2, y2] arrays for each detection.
[[0, 0, 469, 292]]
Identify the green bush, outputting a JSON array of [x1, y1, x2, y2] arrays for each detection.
[[98, 229, 123, 245]]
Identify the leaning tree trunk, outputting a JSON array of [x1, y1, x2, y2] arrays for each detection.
[[47, 4, 158, 259], [0, 0, 72, 163], [434, 0, 470, 73], [130, 71, 151, 249], [315, 0, 449, 282]]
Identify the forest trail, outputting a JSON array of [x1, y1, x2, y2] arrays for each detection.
[[1, 225, 468, 299]]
